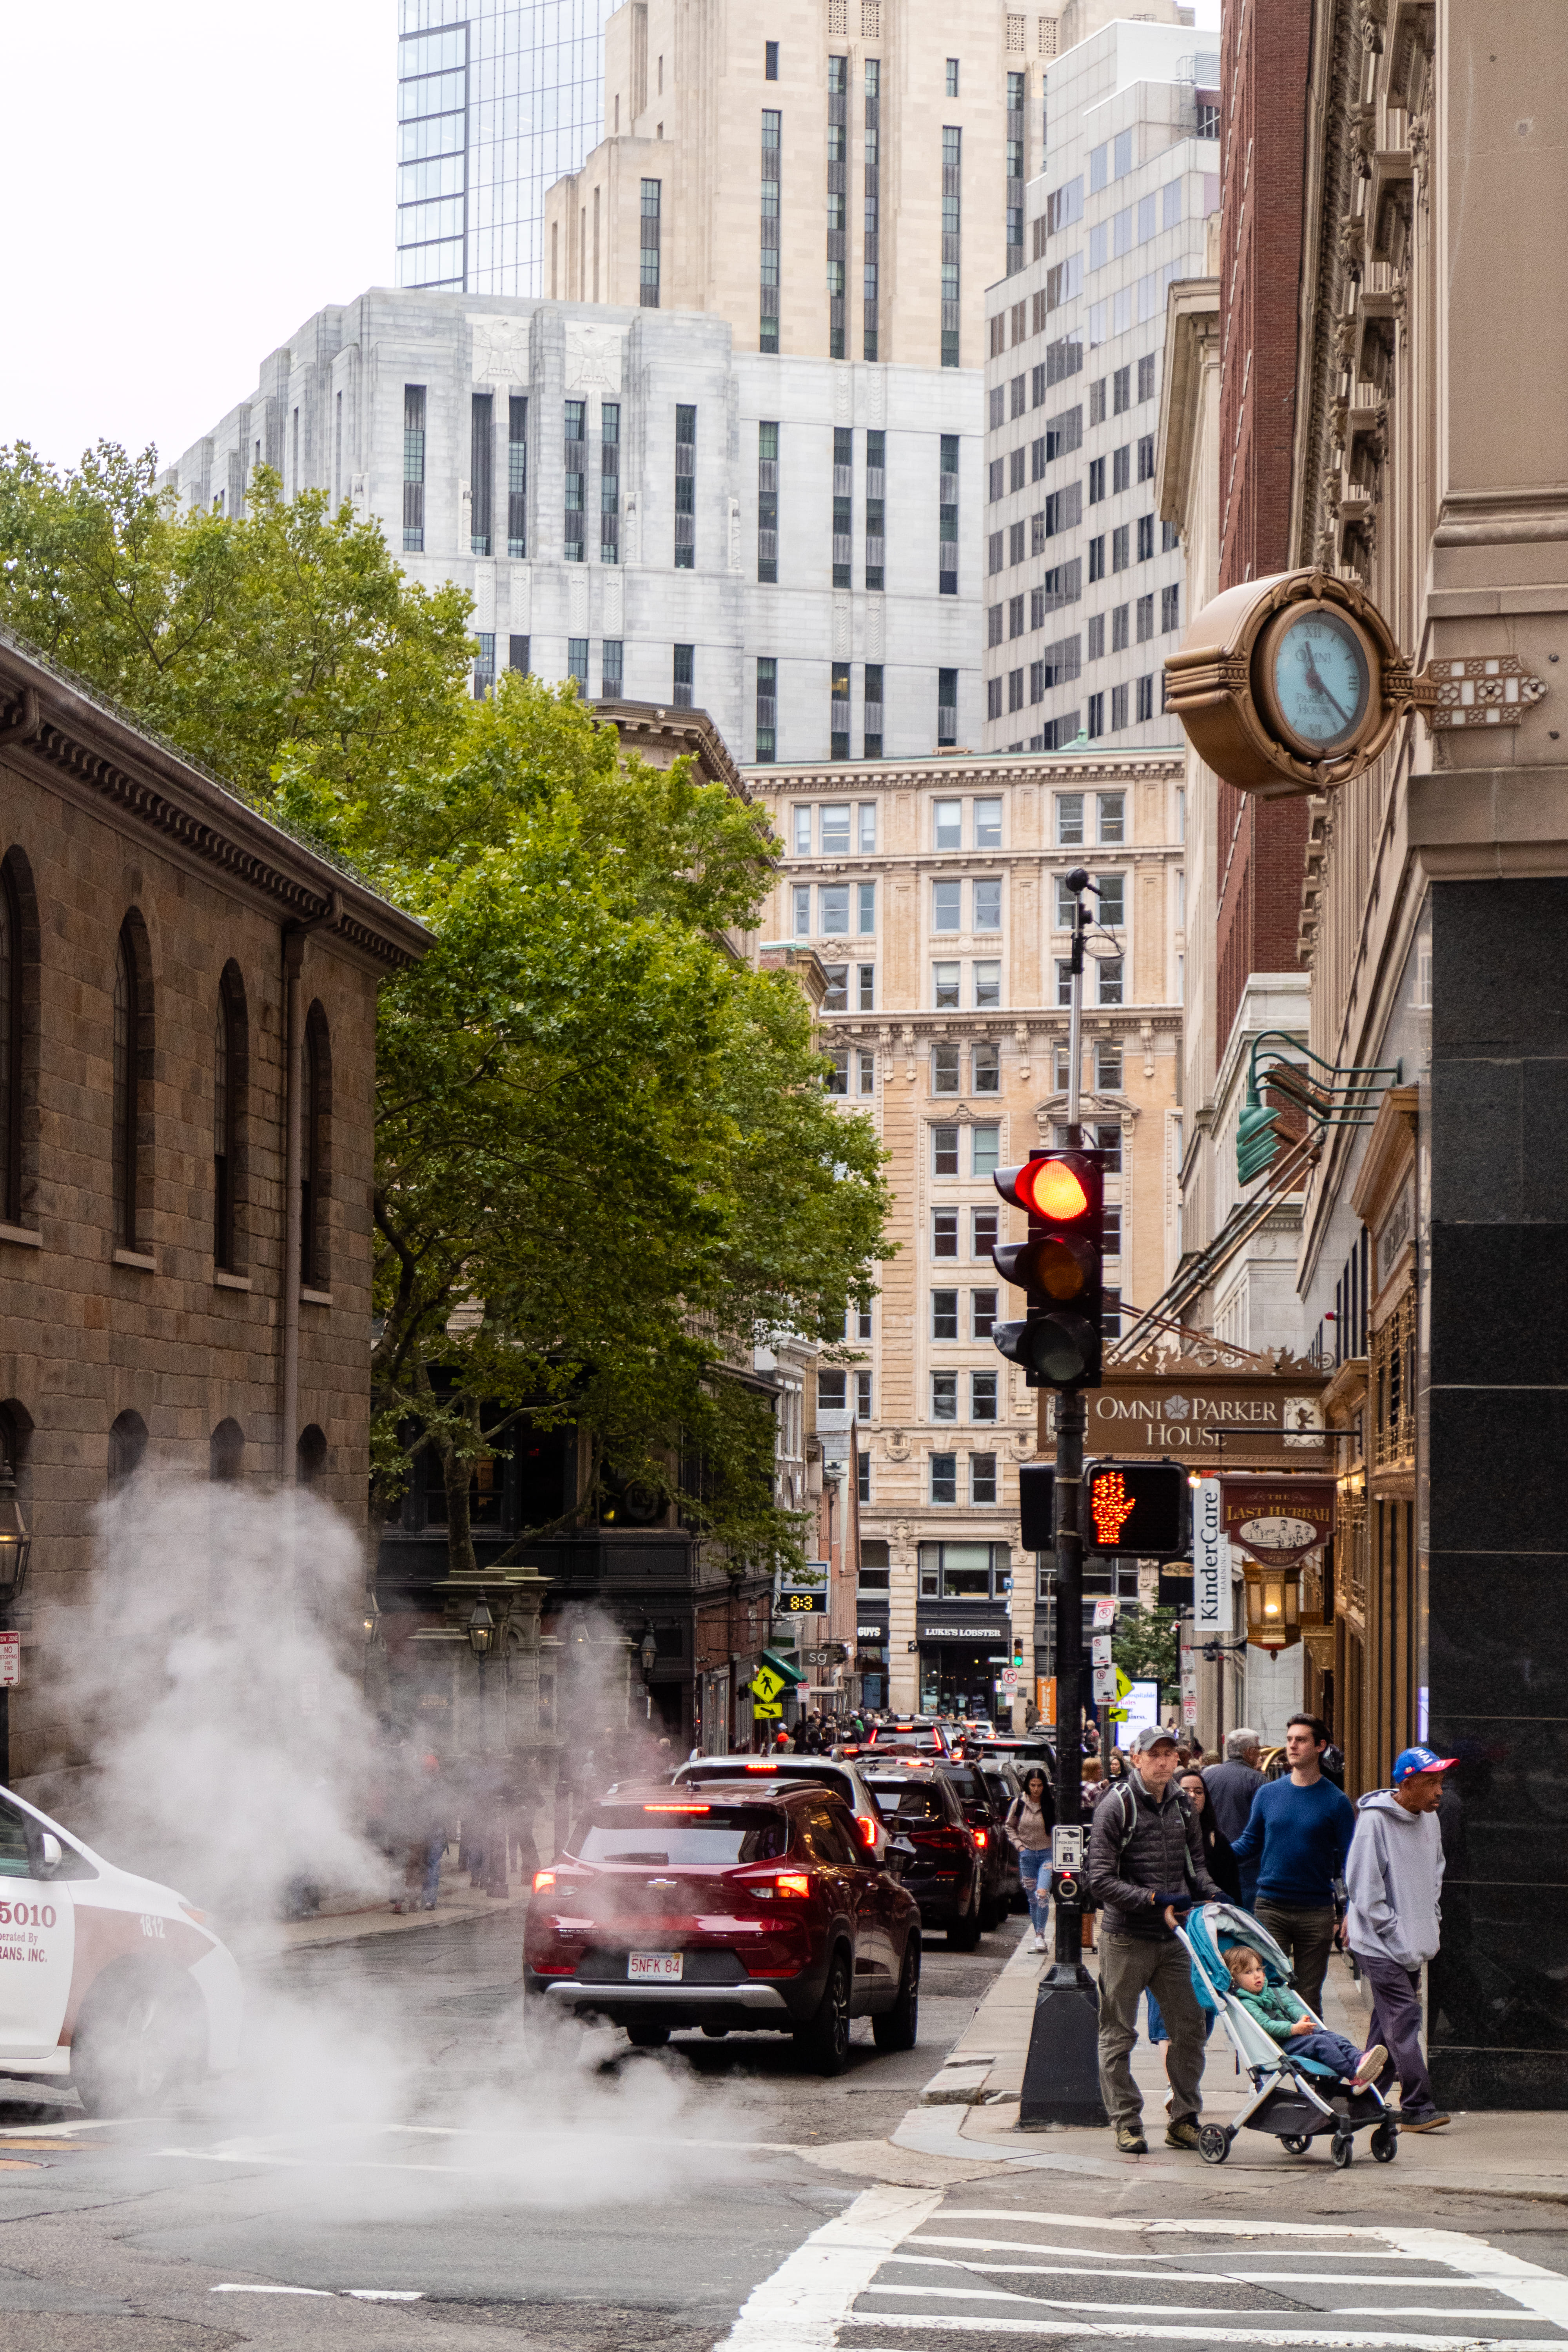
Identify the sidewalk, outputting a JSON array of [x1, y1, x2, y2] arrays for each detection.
[[911, 1929, 1568, 2201], [225, 1867, 531, 1961]]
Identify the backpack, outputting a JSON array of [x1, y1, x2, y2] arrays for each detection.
[[1098, 1779, 1202, 1900]]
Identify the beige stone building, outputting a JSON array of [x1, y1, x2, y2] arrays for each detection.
[[546, 0, 1106, 370], [750, 740, 1183, 1718]]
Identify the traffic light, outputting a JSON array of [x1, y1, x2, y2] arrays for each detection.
[[991, 1151, 1104, 1390], [1018, 1461, 1056, 1550], [1083, 1461, 1189, 1557]]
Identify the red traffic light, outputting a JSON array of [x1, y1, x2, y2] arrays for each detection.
[[995, 1156, 1093, 1220]]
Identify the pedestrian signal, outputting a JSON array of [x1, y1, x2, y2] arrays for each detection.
[[991, 1151, 1104, 1390], [1083, 1461, 1189, 1557]]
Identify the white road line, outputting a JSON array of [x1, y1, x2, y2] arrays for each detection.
[[911, 2238, 1460, 2264], [935, 2214, 1427, 2239], [861, 2287, 1546, 2322], [210, 2286, 422, 2302], [841, 2321, 1568, 2348], [713, 2184, 944, 2352], [211, 2285, 334, 2297], [898, 2253, 1496, 2287]]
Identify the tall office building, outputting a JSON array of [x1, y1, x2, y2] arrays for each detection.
[[397, 2, 616, 295], [981, 20, 1218, 753]]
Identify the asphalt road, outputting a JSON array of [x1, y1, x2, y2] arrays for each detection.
[[5, 1910, 1568, 2352]]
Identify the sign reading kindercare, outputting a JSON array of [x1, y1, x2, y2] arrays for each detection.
[[1193, 1477, 1227, 1631]]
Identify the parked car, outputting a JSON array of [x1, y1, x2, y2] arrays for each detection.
[[523, 1779, 920, 2073], [672, 1754, 894, 1866], [863, 1720, 955, 1758], [0, 1784, 242, 2116], [860, 1764, 986, 1950], [933, 1761, 1014, 1929]]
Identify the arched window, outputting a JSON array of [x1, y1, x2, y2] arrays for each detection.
[[113, 914, 152, 1252], [107, 1409, 148, 1495], [296, 1424, 327, 1486], [214, 964, 247, 1272], [301, 1002, 331, 1290], [210, 1418, 244, 1484]]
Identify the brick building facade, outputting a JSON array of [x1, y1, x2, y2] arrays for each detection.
[[0, 633, 428, 1782]]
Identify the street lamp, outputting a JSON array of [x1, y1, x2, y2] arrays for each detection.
[[639, 1627, 658, 1679], [0, 1466, 31, 1608], [466, 1599, 496, 1658]]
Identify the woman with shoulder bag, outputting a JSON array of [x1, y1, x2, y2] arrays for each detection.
[[1005, 1767, 1056, 1953]]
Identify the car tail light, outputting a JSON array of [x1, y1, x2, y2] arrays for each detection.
[[643, 1802, 710, 1813], [971, 1828, 988, 1851], [740, 1761, 779, 1771], [774, 1873, 812, 1898], [533, 1869, 556, 1892], [854, 1814, 879, 1850]]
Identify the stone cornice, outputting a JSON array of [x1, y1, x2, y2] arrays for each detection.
[[749, 749, 1185, 793], [824, 1011, 1182, 1034], [0, 635, 430, 971]]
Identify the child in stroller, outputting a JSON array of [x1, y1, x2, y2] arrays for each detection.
[[1226, 1945, 1385, 2091]]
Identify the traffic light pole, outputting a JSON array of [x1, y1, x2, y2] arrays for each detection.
[[1020, 880, 1107, 2128]]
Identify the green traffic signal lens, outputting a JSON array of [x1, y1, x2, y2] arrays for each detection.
[[1027, 1312, 1094, 1384]]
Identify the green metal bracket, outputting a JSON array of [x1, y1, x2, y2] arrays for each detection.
[[1236, 1032, 1402, 1187]]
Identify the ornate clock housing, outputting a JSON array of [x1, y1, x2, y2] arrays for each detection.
[[1163, 569, 1411, 797]]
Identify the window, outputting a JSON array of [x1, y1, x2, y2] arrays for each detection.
[[107, 1408, 147, 1495], [640, 178, 661, 304], [971, 1371, 998, 1423], [865, 429, 885, 588], [1096, 1121, 1123, 1171], [1097, 956, 1124, 1006], [761, 114, 782, 350], [674, 404, 696, 566], [973, 879, 1001, 931], [971, 1204, 998, 1256], [1136, 673, 1155, 722], [1087, 614, 1105, 660], [1010, 373, 1026, 419], [820, 803, 851, 854], [946, 56, 959, 95], [1111, 604, 1129, 654], [855, 1369, 873, 1420], [1112, 445, 1131, 495], [756, 656, 777, 763], [970, 1454, 997, 1504], [1056, 792, 1084, 845], [601, 640, 623, 696], [1111, 681, 1129, 729], [1136, 593, 1154, 643], [940, 129, 961, 366], [507, 395, 527, 557], [986, 677, 1004, 722], [214, 965, 245, 1273], [987, 532, 1004, 577], [1112, 524, 1130, 573], [765, 38, 779, 77], [298, 1000, 331, 1289], [973, 960, 1000, 1008], [402, 384, 426, 552], [1088, 456, 1105, 505], [857, 964, 875, 1011], [825, 1046, 849, 1095], [938, 668, 957, 744], [1163, 517, 1180, 552], [1137, 513, 1155, 562], [830, 661, 851, 759], [1161, 582, 1180, 632], [1009, 519, 1025, 564], [1056, 958, 1074, 1007], [1088, 535, 1105, 583], [509, 635, 530, 676], [857, 1452, 871, 1503], [1103, 1289, 1123, 1339], [858, 1049, 876, 1096], [567, 637, 588, 693], [972, 1287, 998, 1338], [1103, 1204, 1123, 1255], [1098, 791, 1125, 844], [1007, 592, 1024, 640], [822, 962, 848, 1012], [932, 1372, 958, 1421], [210, 1419, 244, 1485], [933, 962, 960, 1009], [673, 642, 694, 707], [972, 1042, 1000, 1094], [1087, 691, 1104, 737], [931, 1453, 957, 1504], [1054, 873, 1080, 928], [1095, 1041, 1123, 1091], [792, 805, 811, 855], [1137, 432, 1155, 486], [933, 880, 960, 931], [112, 916, 149, 1252], [932, 1042, 960, 1094], [932, 1125, 959, 1176], [564, 397, 585, 561], [470, 392, 494, 555], [1138, 351, 1157, 401], [931, 1289, 959, 1339], [972, 1125, 999, 1177], [820, 882, 849, 934], [857, 879, 876, 932]]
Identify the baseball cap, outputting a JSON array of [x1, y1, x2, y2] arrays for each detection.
[[1392, 1745, 1456, 1783], [1129, 1724, 1180, 1755]]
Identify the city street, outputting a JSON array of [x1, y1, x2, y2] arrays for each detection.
[[3, 1908, 1568, 2352]]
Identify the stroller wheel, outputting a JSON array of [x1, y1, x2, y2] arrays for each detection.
[[1370, 2121, 1399, 2163], [1197, 2123, 1230, 2165], [1280, 2133, 1313, 2154], [1330, 2131, 1354, 2169]]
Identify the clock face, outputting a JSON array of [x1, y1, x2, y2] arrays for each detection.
[[1268, 608, 1372, 752], [1237, 1514, 1319, 1557]]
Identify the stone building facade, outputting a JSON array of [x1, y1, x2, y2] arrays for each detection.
[[751, 740, 1184, 1719], [0, 632, 428, 1783], [163, 287, 984, 768]]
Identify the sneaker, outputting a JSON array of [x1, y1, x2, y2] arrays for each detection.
[[1398, 2108, 1451, 2132], [1115, 2123, 1148, 2155], [1031, 1933, 1047, 1953], [1352, 2043, 1388, 2089], [1165, 2118, 1202, 2151]]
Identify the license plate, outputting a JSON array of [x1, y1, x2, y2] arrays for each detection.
[[628, 1951, 683, 1983]]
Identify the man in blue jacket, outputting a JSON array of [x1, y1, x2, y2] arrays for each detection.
[[1231, 1713, 1356, 2017]]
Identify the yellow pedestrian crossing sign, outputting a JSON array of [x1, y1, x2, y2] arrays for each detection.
[[752, 1666, 786, 1705], [753, 1699, 783, 1720]]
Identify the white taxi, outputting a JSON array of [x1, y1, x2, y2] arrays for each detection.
[[0, 1782, 241, 2114]]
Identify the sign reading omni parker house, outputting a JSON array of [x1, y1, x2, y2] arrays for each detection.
[[1076, 1352, 1330, 1469]]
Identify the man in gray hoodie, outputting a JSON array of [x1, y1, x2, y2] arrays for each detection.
[[1344, 1745, 1454, 2132]]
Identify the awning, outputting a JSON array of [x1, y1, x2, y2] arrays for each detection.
[[762, 1648, 807, 1688]]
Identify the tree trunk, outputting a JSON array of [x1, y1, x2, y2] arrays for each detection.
[[443, 1415, 478, 1576]]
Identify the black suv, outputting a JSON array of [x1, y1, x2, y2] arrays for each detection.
[[862, 1764, 985, 1949], [935, 1760, 1016, 1930]]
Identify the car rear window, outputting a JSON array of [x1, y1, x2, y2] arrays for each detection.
[[577, 1803, 788, 1866], [870, 1730, 942, 1751], [685, 1764, 853, 1803], [868, 1781, 945, 1822], [941, 1768, 984, 1802]]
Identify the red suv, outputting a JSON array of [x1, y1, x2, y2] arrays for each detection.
[[864, 1720, 954, 1757], [524, 1780, 921, 2074]]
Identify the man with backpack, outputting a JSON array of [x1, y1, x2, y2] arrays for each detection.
[[1088, 1724, 1224, 2154]]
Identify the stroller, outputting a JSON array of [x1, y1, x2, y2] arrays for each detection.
[[1175, 1900, 1397, 2169]]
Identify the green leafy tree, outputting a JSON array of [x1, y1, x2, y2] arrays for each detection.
[[1113, 1605, 1182, 1698], [0, 443, 893, 1577]]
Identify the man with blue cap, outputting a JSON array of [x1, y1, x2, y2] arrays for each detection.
[[1344, 1745, 1455, 2132]]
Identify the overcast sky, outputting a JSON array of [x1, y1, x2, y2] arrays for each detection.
[[0, 0, 1220, 478], [1, 0, 394, 473]]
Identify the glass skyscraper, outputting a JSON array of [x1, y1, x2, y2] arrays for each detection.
[[397, 1, 612, 295]]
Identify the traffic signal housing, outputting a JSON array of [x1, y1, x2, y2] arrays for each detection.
[[1083, 1461, 1189, 1558], [1018, 1461, 1056, 1551], [991, 1151, 1105, 1390]]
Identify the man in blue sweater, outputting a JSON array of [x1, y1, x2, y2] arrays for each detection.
[[1231, 1713, 1356, 2017]]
